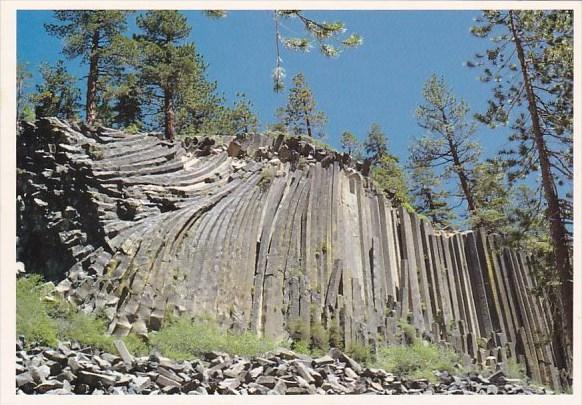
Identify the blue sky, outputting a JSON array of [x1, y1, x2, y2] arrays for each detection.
[[17, 10, 508, 166]]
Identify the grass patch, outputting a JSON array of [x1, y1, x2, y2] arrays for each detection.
[[345, 342, 372, 364], [17, 275, 148, 355], [374, 341, 460, 382], [148, 316, 280, 360], [16, 275, 59, 347]]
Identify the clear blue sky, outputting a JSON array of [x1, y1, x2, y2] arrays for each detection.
[[17, 10, 509, 167]]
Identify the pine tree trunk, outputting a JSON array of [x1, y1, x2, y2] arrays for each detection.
[[86, 30, 100, 126], [302, 100, 313, 137], [441, 112, 478, 214], [164, 87, 175, 141], [509, 10, 573, 349]]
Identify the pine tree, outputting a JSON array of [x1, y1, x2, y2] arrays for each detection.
[[229, 93, 259, 136], [134, 11, 209, 140], [111, 73, 144, 132], [276, 73, 327, 138], [469, 10, 573, 351], [172, 55, 229, 138], [409, 159, 455, 228], [340, 131, 360, 156], [17, 63, 33, 121], [362, 123, 410, 207], [363, 123, 387, 164], [371, 154, 410, 208], [469, 159, 510, 232], [45, 11, 132, 125], [30, 61, 81, 120], [412, 75, 481, 217]]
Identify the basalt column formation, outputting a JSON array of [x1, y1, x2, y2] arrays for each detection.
[[17, 118, 570, 390]]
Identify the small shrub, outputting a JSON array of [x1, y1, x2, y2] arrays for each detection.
[[398, 320, 418, 344], [328, 322, 343, 349], [60, 310, 115, 352], [292, 340, 311, 355], [149, 316, 278, 360], [258, 166, 276, 191], [375, 342, 460, 382], [345, 342, 371, 364], [310, 322, 329, 352], [16, 275, 58, 347], [504, 357, 526, 381], [288, 318, 309, 341]]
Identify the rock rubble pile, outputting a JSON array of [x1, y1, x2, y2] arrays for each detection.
[[16, 338, 549, 395]]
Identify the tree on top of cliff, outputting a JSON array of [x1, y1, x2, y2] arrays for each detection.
[[133, 10, 217, 141], [45, 11, 132, 126], [409, 158, 456, 228], [29, 61, 81, 121], [340, 131, 361, 157], [363, 123, 388, 164], [276, 73, 327, 138], [411, 75, 481, 219], [363, 123, 410, 207]]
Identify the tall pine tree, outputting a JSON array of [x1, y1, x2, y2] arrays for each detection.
[[276, 73, 327, 138], [469, 10, 573, 353], [45, 11, 132, 125], [412, 75, 481, 218], [134, 11, 209, 140]]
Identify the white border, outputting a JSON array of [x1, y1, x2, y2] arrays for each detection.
[[1, 1, 580, 404]]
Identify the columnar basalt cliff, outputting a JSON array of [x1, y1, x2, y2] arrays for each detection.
[[17, 118, 569, 390]]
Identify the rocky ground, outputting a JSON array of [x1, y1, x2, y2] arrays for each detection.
[[16, 337, 550, 395]]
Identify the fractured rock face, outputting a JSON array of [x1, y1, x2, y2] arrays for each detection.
[[16, 118, 567, 390]]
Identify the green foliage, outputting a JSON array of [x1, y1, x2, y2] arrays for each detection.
[[375, 342, 460, 381], [411, 74, 481, 218], [345, 342, 371, 364], [398, 320, 418, 345], [45, 11, 130, 62], [258, 166, 276, 191], [469, 9, 573, 249], [16, 275, 59, 347], [276, 73, 327, 138], [363, 123, 387, 164], [328, 322, 342, 349], [30, 61, 81, 120], [310, 322, 329, 352], [371, 154, 410, 207], [288, 318, 309, 341], [45, 11, 132, 123], [17, 275, 147, 354], [20, 105, 36, 122], [504, 358, 526, 381], [58, 310, 116, 352], [17, 63, 34, 121], [362, 123, 410, 206], [149, 316, 279, 360], [468, 159, 510, 231], [111, 73, 144, 131], [340, 131, 361, 157], [292, 340, 311, 355], [409, 159, 456, 228], [273, 11, 361, 91], [134, 11, 214, 139]]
